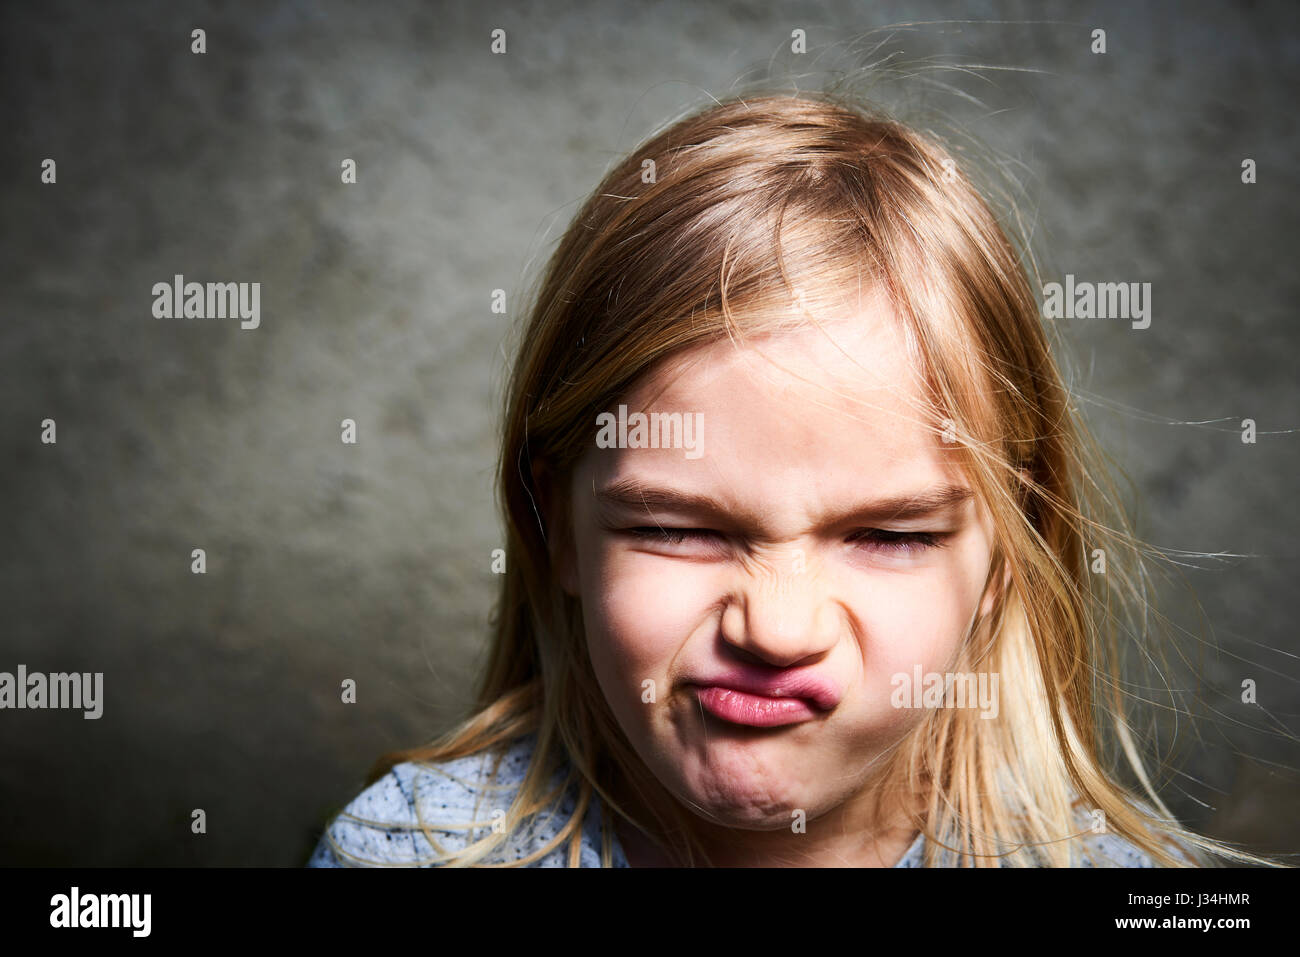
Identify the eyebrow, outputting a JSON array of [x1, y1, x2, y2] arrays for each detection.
[[594, 478, 974, 528]]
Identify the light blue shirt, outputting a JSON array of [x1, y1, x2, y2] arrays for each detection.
[[308, 731, 1159, 867]]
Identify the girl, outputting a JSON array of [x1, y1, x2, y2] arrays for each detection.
[[309, 89, 1274, 867]]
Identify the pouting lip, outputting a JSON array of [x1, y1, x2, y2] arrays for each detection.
[[688, 664, 843, 711]]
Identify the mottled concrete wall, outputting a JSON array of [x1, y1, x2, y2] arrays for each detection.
[[1, 0, 1295, 865]]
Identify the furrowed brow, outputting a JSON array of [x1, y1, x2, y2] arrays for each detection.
[[594, 478, 973, 527]]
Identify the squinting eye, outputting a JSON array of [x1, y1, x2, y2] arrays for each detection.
[[848, 528, 945, 555], [625, 527, 945, 555], [626, 527, 716, 546]]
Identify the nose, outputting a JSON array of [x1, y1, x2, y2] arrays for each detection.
[[719, 550, 840, 667]]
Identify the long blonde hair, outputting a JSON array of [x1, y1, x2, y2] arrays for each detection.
[[361, 89, 1279, 867]]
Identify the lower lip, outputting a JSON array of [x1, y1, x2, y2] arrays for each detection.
[[694, 686, 819, 727]]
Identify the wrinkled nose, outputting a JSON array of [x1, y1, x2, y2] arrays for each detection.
[[719, 552, 839, 667]]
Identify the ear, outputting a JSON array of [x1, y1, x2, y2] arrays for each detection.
[[530, 457, 580, 596]]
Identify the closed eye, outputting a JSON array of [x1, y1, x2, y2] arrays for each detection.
[[625, 527, 716, 546], [625, 527, 946, 555]]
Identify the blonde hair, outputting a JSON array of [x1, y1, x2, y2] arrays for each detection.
[[353, 89, 1280, 867]]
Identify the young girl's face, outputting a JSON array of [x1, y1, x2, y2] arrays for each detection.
[[556, 294, 1001, 846]]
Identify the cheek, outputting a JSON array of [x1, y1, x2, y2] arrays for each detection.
[[851, 554, 988, 705], [867, 579, 970, 664], [582, 545, 715, 699]]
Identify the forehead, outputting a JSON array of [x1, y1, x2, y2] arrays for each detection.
[[588, 301, 965, 505]]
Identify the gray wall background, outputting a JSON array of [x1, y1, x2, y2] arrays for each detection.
[[1, 0, 1296, 865]]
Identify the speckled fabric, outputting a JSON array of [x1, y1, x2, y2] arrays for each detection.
[[308, 732, 621, 867], [308, 732, 1160, 867]]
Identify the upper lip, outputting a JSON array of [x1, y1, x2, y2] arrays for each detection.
[[691, 664, 843, 711]]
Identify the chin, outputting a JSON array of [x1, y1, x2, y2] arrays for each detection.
[[668, 756, 817, 828]]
